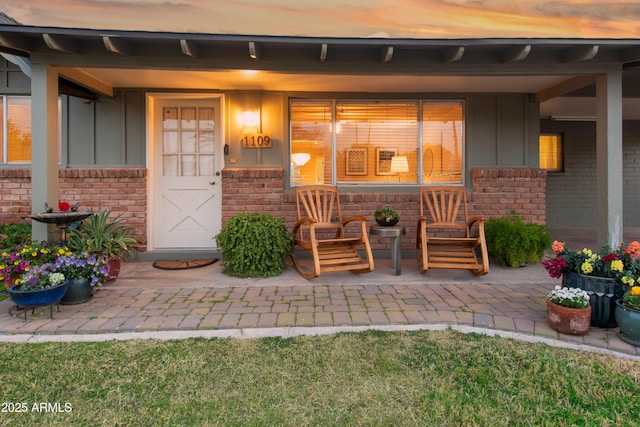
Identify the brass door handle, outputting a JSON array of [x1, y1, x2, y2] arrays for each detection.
[[210, 180, 215, 185]]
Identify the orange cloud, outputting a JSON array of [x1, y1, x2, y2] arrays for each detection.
[[2, 0, 639, 38]]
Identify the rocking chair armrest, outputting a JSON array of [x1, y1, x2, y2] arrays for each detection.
[[292, 217, 317, 235], [467, 216, 485, 225], [342, 215, 367, 226]]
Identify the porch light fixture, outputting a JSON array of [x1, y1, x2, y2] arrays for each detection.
[[291, 153, 311, 167], [242, 110, 260, 127]]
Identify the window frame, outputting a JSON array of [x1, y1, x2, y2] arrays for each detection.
[[289, 97, 465, 187], [0, 95, 62, 165], [539, 132, 564, 172]]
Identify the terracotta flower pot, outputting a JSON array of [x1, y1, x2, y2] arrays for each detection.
[[546, 300, 591, 335]]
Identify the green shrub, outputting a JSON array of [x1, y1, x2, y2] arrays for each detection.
[[484, 211, 552, 268], [0, 222, 32, 249], [215, 212, 294, 277]]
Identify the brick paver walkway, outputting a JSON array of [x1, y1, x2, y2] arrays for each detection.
[[2, 267, 638, 360]]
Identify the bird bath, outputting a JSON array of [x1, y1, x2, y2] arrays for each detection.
[[29, 211, 93, 244]]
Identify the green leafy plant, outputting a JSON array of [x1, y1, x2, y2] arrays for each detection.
[[67, 210, 137, 260], [0, 222, 32, 249], [215, 212, 294, 277], [374, 206, 399, 221], [484, 211, 552, 268]]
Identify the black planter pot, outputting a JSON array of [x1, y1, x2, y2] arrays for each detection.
[[60, 278, 93, 305], [375, 218, 398, 226], [564, 271, 624, 328]]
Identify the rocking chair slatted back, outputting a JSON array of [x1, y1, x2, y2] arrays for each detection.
[[420, 186, 468, 232], [297, 186, 341, 227]]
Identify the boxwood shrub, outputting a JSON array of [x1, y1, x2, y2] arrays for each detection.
[[215, 212, 294, 277]]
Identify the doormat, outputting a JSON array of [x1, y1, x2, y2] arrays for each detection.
[[152, 258, 218, 270]]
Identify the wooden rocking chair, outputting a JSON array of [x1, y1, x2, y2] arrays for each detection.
[[291, 185, 374, 279], [416, 186, 489, 275]]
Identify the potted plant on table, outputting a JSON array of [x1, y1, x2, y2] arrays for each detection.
[[67, 210, 137, 281], [542, 240, 640, 328], [374, 206, 400, 226], [546, 286, 591, 335]]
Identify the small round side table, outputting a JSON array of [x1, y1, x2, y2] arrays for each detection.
[[369, 224, 406, 275]]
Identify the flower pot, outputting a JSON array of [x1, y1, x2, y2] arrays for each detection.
[[546, 300, 591, 335], [106, 258, 121, 281], [574, 274, 624, 328], [376, 218, 398, 226], [615, 299, 640, 347], [60, 277, 93, 305], [8, 282, 68, 308]]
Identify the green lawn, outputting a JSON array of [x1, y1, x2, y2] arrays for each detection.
[[1, 330, 638, 426]]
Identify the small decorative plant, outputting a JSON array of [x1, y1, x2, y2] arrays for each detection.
[[484, 211, 552, 267], [542, 240, 640, 282], [547, 286, 590, 309], [621, 286, 640, 311], [374, 206, 399, 221], [215, 212, 294, 277], [67, 210, 137, 260]]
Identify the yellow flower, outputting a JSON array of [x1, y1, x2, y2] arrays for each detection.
[[622, 276, 636, 286], [611, 260, 624, 273], [631, 286, 640, 296], [581, 262, 594, 274]]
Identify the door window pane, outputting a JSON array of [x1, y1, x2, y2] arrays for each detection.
[[161, 105, 216, 176]]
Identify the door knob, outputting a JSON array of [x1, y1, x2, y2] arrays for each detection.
[[210, 180, 215, 185]]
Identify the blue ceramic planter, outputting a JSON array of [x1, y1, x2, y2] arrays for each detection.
[[61, 278, 93, 305], [615, 299, 640, 347], [8, 282, 68, 321]]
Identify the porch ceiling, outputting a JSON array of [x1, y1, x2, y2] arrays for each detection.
[[2, 24, 640, 117]]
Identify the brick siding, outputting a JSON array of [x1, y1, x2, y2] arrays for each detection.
[[0, 166, 545, 253], [221, 167, 547, 251], [0, 168, 147, 251]]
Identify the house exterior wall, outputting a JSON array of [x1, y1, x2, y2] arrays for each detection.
[[0, 81, 548, 252], [542, 119, 640, 228]]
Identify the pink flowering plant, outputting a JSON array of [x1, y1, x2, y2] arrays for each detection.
[[0, 242, 71, 286], [542, 240, 640, 285]]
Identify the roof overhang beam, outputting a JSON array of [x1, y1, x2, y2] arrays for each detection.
[[533, 75, 597, 103], [56, 66, 114, 97]]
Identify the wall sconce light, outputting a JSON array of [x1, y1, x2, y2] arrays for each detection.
[[242, 110, 260, 127], [390, 156, 409, 182], [291, 153, 311, 167]]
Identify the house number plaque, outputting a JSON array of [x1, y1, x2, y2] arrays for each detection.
[[242, 133, 272, 148]]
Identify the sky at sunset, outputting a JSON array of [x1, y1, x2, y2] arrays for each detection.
[[1, 0, 640, 39]]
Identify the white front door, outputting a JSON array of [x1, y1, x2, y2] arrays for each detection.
[[150, 96, 223, 250]]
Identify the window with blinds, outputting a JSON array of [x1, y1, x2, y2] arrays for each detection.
[[1, 96, 61, 164], [290, 99, 464, 186], [4, 96, 32, 163], [539, 133, 563, 171]]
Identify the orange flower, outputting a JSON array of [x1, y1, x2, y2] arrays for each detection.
[[623, 241, 640, 260], [551, 240, 565, 255]]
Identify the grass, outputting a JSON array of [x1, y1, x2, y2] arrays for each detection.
[[1, 329, 639, 426]]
